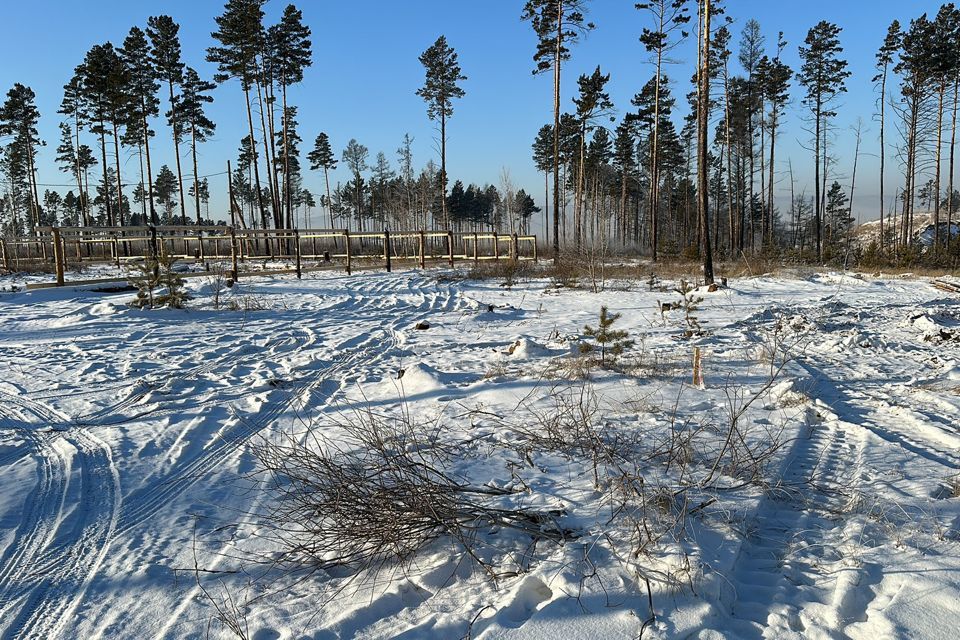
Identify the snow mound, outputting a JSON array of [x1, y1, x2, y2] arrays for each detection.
[[89, 302, 120, 316], [395, 362, 445, 394], [912, 314, 956, 342], [506, 337, 550, 359]]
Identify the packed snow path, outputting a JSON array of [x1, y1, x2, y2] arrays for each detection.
[[0, 269, 958, 639]]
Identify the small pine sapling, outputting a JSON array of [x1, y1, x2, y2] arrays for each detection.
[[129, 245, 189, 309], [580, 306, 634, 366], [675, 279, 704, 336]]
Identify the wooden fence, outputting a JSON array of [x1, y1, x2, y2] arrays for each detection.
[[0, 226, 539, 288]]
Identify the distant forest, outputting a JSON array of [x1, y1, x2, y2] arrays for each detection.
[[1, 1, 958, 272]]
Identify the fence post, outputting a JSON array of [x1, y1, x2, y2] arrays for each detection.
[[52, 227, 65, 286], [384, 229, 392, 272], [473, 232, 479, 264], [511, 233, 519, 262], [493, 232, 500, 261], [113, 236, 121, 269], [345, 229, 352, 275], [148, 226, 159, 277], [532, 237, 538, 262], [418, 230, 426, 269], [294, 229, 302, 279], [447, 231, 455, 268], [0, 238, 8, 271], [197, 229, 205, 263], [229, 227, 239, 281]]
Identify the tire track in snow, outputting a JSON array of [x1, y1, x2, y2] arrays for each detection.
[[115, 272, 452, 537], [0, 393, 120, 640], [114, 328, 384, 536], [152, 272, 459, 638], [0, 404, 67, 622], [74, 325, 316, 429], [0, 271, 458, 639], [709, 397, 869, 638]]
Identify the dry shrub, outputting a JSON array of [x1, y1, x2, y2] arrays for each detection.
[[228, 295, 268, 311], [252, 410, 574, 577], [466, 260, 534, 285]]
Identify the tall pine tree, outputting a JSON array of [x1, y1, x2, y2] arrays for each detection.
[[267, 4, 312, 227], [416, 35, 466, 230], [522, 0, 594, 263], [797, 21, 850, 261], [307, 132, 337, 229], [120, 26, 161, 224], [208, 0, 270, 228], [174, 67, 217, 224], [148, 15, 187, 220]]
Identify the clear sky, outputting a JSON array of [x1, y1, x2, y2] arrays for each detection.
[[0, 0, 948, 227]]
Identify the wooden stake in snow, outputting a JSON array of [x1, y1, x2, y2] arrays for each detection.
[[294, 230, 302, 280], [229, 226, 239, 282], [693, 346, 704, 388], [418, 230, 426, 269], [345, 229, 352, 275], [384, 229, 392, 273], [52, 227, 64, 286]]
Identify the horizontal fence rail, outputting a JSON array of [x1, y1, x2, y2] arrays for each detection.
[[1, 226, 538, 289]]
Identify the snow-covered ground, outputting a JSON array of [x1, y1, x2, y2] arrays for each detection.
[[1, 265, 959, 639]]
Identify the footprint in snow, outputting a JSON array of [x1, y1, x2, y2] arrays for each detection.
[[497, 576, 554, 628]]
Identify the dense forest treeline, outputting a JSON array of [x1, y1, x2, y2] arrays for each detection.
[[1, 0, 959, 269]]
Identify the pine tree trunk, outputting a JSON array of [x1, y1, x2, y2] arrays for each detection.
[[70, 115, 86, 225], [255, 78, 280, 229], [813, 101, 822, 261], [243, 84, 268, 230], [698, 0, 714, 285], [97, 116, 112, 226], [551, 0, 563, 263], [759, 97, 766, 247], [848, 122, 861, 261], [324, 167, 333, 229], [27, 141, 41, 235], [788, 158, 796, 248], [82, 163, 91, 227], [545, 170, 550, 246], [441, 107, 448, 229], [935, 83, 946, 250], [748, 116, 756, 253], [191, 122, 201, 224], [879, 65, 888, 253], [137, 142, 147, 219], [112, 124, 124, 226], [168, 79, 186, 222], [948, 74, 959, 249], [767, 110, 777, 248], [265, 79, 282, 227], [282, 82, 292, 229], [576, 122, 585, 252], [903, 90, 919, 248], [618, 165, 627, 244], [142, 99, 157, 224], [821, 122, 829, 238], [650, 36, 664, 262], [724, 61, 734, 255]]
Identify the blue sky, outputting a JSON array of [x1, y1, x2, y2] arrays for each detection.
[[0, 0, 948, 226]]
